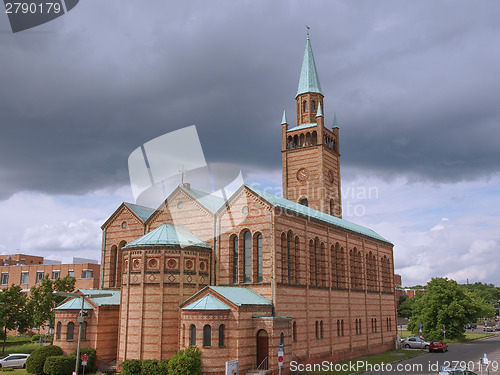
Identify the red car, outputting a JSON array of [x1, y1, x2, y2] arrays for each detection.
[[429, 340, 448, 352]]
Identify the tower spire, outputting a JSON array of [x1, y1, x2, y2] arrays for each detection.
[[315, 102, 323, 117], [333, 112, 338, 128], [296, 35, 323, 98], [281, 109, 288, 124]]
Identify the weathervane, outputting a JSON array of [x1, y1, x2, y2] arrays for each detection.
[[306, 25, 310, 37]]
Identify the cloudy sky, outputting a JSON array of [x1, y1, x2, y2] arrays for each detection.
[[0, 1, 499, 287]]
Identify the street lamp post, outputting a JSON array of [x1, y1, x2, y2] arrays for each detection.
[[53, 291, 112, 375]]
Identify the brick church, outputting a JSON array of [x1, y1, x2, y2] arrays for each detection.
[[54, 36, 397, 374]]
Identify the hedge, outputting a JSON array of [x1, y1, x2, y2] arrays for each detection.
[[43, 356, 74, 375], [71, 346, 97, 371], [166, 346, 201, 375], [26, 345, 64, 374], [121, 359, 142, 375]]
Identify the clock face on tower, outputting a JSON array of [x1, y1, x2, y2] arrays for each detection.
[[297, 168, 309, 181]]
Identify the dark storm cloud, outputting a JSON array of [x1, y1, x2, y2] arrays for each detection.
[[1, 1, 499, 200]]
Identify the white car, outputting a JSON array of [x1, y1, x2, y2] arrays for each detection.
[[401, 336, 430, 349], [0, 353, 30, 368]]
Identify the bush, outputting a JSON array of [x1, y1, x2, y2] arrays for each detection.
[[121, 359, 142, 375], [167, 346, 201, 375], [142, 359, 169, 375], [71, 346, 97, 371], [31, 334, 41, 342], [26, 345, 64, 374], [43, 356, 74, 375]]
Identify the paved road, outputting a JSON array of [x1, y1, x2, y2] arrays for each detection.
[[361, 332, 500, 375]]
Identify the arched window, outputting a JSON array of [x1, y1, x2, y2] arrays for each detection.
[[281, 233, 287, 283], [337, 320, 340, 336], [320, 320, 324, 338], [330, 199, 335, 216], [315, 321, 319, 339], [203, 325, 211, 347], [56, 322, 61, 340], [287, 231, 292, 283], [309, 240, 315, 285], [341, 320, 344, 336], [303, 101, 308, 113], [311, 100, 316, 112], [81, 321, 87, 341], [312, 131, 317, 145], [280, 332, 284, 345], [293, 322, 297, 342], [257, 234, 263, 282], [244, 231, 252, 283], [300, 198, 308, 207], [67, 322, 74, 341], [190, 324, 196, 346], [182, 324, 185, 347], [218, 325, 225, 347], [111, 245, 118, 287], [359, 319, 362, 335], [232, 236, 238, 283], [294, 236, 300, 284]]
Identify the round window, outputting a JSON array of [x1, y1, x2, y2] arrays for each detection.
[[121, 221, 127, 229], [177, 201, 184, 209]]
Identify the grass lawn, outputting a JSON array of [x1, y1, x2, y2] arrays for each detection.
[[0, 369, 28, 374], [306, 349, 425, 375]]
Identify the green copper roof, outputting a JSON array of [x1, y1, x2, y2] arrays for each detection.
[[287, 123, 317, 132], [333, 112, 339, 128], [55, 298, 94, 310], [210, 286, 272, 306], [246, 185, 391, 244], [316, 102, 323, 117], [281, 109, 287, 125], [55, 289, 121, 310], [78, 289, 121, 306], [124, 223, 211, 249], [180, 185, 226, 214], [296, 37, 323, 98], [182, 294, 231, 311], [124, 202, 155, 222]]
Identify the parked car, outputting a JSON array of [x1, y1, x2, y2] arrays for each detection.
[[0, 353, 30, 368], [495, 323, 500, 331], [465, 322, 477, 329], [483, 324, 495, 332], [439, 369, 478, 375], [401, 336, 430, 349], [429, 340, 448, 352]]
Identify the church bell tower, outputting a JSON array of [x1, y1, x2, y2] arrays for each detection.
[[282, 35, 342, 217]]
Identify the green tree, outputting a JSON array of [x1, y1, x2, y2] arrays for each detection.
[[398, 294, 419, 318], [28, 275, 75, 331], [0, 284, 31, 353], [407, 277, 494, 340]]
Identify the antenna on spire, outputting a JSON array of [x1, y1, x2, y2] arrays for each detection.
[[306, 25, 310, 37]]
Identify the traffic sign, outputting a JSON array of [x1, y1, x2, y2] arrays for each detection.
[[81, 354, 89, 362], [278, 356, 283, 363]]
